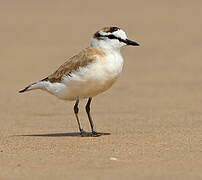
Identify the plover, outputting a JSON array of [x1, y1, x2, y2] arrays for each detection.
[[19, 26, 139, 137]]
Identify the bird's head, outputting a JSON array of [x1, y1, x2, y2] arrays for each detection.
[[91, 26, 139, 50]]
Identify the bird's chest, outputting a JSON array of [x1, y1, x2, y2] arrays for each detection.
[[64, 53, 123, 99], [90, 53, 123, 81], [81, 54, 123, 92]]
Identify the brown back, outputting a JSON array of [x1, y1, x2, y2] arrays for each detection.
[[46, 47, 105, 83]]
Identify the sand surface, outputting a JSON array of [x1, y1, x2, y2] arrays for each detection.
[[1, 0, 202, 179]]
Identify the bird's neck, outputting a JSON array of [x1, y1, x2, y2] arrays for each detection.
[[90, 38, 121, 54]]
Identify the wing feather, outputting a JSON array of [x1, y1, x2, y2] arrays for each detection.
[[46, 47, 104, 83]]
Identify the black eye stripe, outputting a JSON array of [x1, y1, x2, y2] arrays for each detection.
[[97, 33, 116, 39], [106, 35, 126, 44], [97, 33, 101, 37], [107, 34, 116, 39], [98, 33, 126, 43]]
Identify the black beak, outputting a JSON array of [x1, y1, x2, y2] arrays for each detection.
[[125, 39, 140, 46]]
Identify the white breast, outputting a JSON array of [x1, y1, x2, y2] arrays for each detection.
[[45, 51, 124, 101]]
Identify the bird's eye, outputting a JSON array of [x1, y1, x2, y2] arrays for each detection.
[[107, 35, 116, 39]]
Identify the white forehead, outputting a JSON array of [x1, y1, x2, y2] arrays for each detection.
[[113, 29, 127, 39], [99, 29, 128, 40]]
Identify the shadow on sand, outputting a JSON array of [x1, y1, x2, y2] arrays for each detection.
[[15, 132, 111, 137]]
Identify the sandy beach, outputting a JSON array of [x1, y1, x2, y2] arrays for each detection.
[[1, 0, 202, 179]]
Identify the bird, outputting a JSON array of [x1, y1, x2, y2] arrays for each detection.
[[19, 26, 140, 137]]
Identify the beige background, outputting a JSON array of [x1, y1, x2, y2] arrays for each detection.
[[1, 0, 202, 179]]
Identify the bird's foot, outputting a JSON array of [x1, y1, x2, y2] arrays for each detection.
[[79, 130, 102, 137], [80, 130, 92, 137], [80, 130, 109, 137], [91, 131, 102, 137]]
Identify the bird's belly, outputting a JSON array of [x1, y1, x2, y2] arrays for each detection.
[[62, 75, 118, 100], [49, 57, 123, 101]]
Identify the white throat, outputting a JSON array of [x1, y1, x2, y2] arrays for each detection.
[[90, 38, 122, 53]]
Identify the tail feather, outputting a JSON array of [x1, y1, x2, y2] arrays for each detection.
[[19, 82, 38, 93], [19, 78, 48, 93], [19, 85, 32, 93]]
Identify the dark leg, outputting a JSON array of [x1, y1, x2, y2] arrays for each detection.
[[85, 98, 101, 136], [74, 99, 86, 136]]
